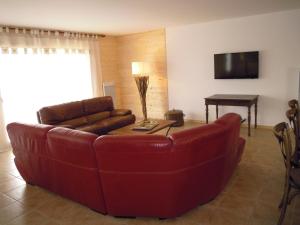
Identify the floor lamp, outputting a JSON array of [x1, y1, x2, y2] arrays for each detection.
[[132, 62, 149, 122]]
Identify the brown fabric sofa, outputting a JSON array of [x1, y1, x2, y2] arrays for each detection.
[[37, 96, 135, 135]]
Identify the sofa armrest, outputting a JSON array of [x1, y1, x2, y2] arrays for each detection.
[[111, 109, 132, 117]]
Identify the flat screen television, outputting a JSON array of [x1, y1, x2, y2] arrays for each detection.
[[214, 51, 259, 79]]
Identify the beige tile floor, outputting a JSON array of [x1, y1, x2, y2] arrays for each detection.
[[0, 122, 299, 225]]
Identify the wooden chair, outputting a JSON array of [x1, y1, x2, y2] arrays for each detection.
[[286, 108, 299, 134], [286, 108, 300, 166], [273, 122, 300, 225], [288, 99, 298, 109]]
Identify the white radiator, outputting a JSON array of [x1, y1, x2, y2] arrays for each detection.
[[102, 82, 116, 104]]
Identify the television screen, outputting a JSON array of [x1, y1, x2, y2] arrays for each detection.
[[214, 51, 259, 79]]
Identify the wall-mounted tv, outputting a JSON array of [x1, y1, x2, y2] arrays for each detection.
[[214, 51, 259, 79]]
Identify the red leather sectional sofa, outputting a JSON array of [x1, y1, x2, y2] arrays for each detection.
[[7, 113, 245, 218]]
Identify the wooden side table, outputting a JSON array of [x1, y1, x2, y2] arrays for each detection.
[[205, 94, 259, 136]]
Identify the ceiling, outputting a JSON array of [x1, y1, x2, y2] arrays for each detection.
[[0, 0, 300, 35]]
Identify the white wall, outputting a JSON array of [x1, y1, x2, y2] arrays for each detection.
[[166, 9, 300, 126]]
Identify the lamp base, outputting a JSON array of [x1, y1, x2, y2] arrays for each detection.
[[134, 76, 149, 123]]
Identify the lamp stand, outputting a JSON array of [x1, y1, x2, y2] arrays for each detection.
[[134, 76, 149, 121]]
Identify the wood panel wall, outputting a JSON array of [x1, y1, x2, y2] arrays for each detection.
[[100, 29, 168, 119], [99, 36, 122, 108]]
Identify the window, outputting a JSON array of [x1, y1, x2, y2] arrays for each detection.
[[0, 48, 93, 125]]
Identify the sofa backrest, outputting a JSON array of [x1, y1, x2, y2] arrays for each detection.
[[38, 100, 85, 125], [93, 113, 243, 217], [46, 127, 106, 212], [93, 134, 173, 217], [6, 123, 107, 214], [82, 96, 114, 115], [168, 113, 242, 210], [6, 123, 54, 186], [169, 113, 241, 170], [37, 96, 114, 125], [94, 135, 172, 172], [214, 113, 244, 188]]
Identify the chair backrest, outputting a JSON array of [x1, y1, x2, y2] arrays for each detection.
[[273, 122, 294, 177], [286, 108, 299, 153], [286, 108, 299, 135], [288, 99, 298, 110]]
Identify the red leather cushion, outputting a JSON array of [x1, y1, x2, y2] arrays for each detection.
[[6, 123, 54, 185], [46, 127, 106, 213], [95, 135, 172, 171], [169, 123, 227, 168], [214, 113, 245, 188], [47, 128, 98, 167], [94, 135, 175, 217], [167, 123, 231, 217]]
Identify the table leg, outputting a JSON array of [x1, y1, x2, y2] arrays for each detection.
[[296, 151, 300, 166], [254, 103, 257, 129], [206, 104, 209, 124], [248, 106, 251, 136], [165, 125, 173, 136], [216, 105, 219, 119]]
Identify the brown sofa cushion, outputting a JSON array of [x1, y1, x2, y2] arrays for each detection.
[[38, 107, 63, 124], [111, 109, 132, 117], [86, 111, 110, 124], [83, 96, 114, 115], [58, 117, 88, 127], [39, 101, 84, 124], [77, 114, 136, 135], [101, 115, 136, 132], [76, 121, 108, 135]]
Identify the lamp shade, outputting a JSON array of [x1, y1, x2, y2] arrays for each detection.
[[132, 62, 149, 76], [132, 62, 143, 75]]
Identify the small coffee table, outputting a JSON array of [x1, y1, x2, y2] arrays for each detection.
[[108, 119, 176, 135]]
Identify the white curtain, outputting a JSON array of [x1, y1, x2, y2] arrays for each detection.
[[0, 27, 103, 96], [0, 27, 103, 150], [89, 40, 103, 97], [0, 95, 9, 151]]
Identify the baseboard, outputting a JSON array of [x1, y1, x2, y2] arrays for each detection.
[[0, 148, 11, 153], [184, 119, 204, 124], [0, 144, 11, 153], [246, 124, 272, 130], [184, 119, 272, 130]]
